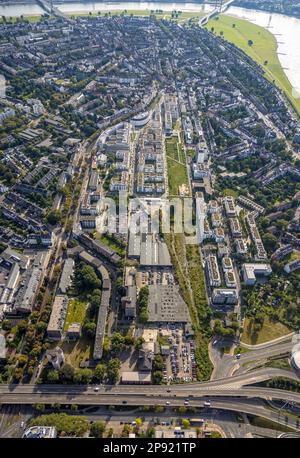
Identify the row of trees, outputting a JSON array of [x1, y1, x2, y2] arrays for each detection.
[[46, 358, 121, 385], [137, 286, 149, 323]]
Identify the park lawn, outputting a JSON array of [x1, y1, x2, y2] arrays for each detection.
[[165, 137, 190, 196], [167, 157, 189, 196], [222, 188, 238, 198], [165, 136, 181, 161], [241, 316, 291, 345], [206, 15, 300, 115], [63, 298, 87, 332]]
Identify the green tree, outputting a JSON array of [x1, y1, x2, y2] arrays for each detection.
[[46, 210, 61, 225], [262, 233, 278, 252], [135, 337, 145, 350], [73, 368, 93, 384], [60, 363, 75, 381], [30, 413, 89, 437], [34, 404, 45, 412], [107, 427, 114, 437], [1, 320, 12, 331], [47, 370, 60, 383], [94, 364, 106, 382], [111, 332, 125, 353], [153, 370, 163, 384], [75, 262, 101, 292], [107, 358, 121, 384], [90, 421, 106, 437], [121, 425, 132, 437], [182, 418, 190, 429], [82, 321, 96, 339], [135, 418, 143, 428]]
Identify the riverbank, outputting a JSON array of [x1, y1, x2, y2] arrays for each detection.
[[67, 9, 205, 21], [0, 8, 205, 22], [206, 14, 300, 115]]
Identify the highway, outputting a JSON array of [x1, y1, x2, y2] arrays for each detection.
[[0, 389, 299, 405], [0, 366, 299, 404], [72, 401, 300, 435], [1, 388, 299, 432], [209, 332, 298, 379], [1, 367, 297, 393]]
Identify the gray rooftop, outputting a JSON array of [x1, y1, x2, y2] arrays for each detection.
[[148, 285, 191, 323]]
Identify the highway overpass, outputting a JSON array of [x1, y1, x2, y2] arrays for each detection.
[[1, 383, 300, 405]]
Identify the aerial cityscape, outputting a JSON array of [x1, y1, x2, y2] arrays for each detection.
[[0, 0, 300, 443]]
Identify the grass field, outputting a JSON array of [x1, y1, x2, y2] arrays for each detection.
[[206, 15, 300, 115], [94, 232, 125, 256], [0, 15, 52, 23], [241, 316, 291, 345], [68, 10, 205, 22], [165, 136, 190, 196], [222, 188, 239, 198], [63, 298, 87, 332], [163, 233, 212, 380], [62, 338, 93, 368], [0, 9, 205, 24]]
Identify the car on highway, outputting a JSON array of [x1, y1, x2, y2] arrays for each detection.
[[166, 401, 170, 405], [236, 353, 241, 359], [94, 387, 99, 392], [184, 400, 189, 405], [204, 401, 211, 407]]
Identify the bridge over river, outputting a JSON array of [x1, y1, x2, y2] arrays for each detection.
[[199, 0, 235, 27], [35, 0, 72, 21]]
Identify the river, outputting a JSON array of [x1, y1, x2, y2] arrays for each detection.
[[0, 2, 299, 93]]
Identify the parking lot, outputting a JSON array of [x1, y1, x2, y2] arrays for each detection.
[[137, 268, 175, 288], [159, 324, 196, 383]]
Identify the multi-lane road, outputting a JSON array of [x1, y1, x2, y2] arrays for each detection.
[[1, 377, 300, 432], [210, 333, 297, 379], [0, 367, 299, 403]]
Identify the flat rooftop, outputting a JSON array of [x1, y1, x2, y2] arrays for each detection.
[[148, 285, 191, 323]]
